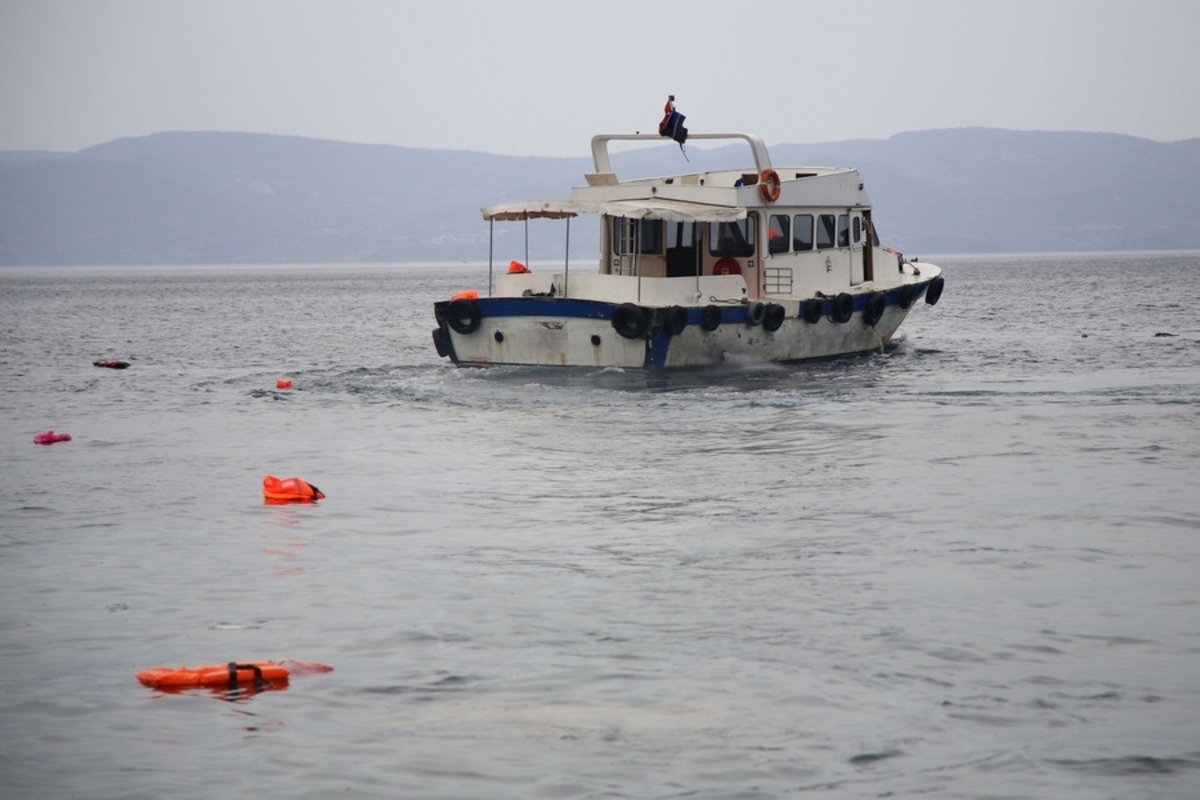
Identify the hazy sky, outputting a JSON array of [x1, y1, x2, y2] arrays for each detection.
[[2, 0, 1198, 156]]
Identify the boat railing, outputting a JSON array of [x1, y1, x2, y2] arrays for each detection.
[[590, 133, 773, 176]]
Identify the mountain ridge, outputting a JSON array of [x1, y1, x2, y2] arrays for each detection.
[[2, 128, 1197, 265]]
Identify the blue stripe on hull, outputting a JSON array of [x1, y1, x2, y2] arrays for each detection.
[[439, 284, 929, 325], [432, 278, 938, 367]]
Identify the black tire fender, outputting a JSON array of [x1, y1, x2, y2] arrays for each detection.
[[924, 275, 945, 306], [445, 299, 481, 334], [664, 305, 688, 335], [801, 298, 823, 324], [762, 303, 786, 332], [831, 293, 854, 324], [745, 301, 766, 327], [863, 292, 887, 326], [612, 303, 649, 339]]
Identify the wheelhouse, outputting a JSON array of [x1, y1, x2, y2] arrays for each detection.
[[599, 203, 881, 300]]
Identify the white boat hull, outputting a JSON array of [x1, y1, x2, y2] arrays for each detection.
[[433, 274, 943, 369]]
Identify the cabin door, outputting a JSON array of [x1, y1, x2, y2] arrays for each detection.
[[666, 222, 700, 277], [861, 211, 874, 282], [848, 212, 865, 285]]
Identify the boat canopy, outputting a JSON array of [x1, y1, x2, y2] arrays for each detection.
[[482, 200, 583, 221], [599, 199, 746, 223], [482, 198, 746, 223]]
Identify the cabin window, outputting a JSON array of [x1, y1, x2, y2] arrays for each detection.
[[852, 216, 862, 245], [613, 218, 663, 255], [816, 214, 836, 249], [768, 215, 789, 254], [837, 215, 850, 247], [709, 216, 756, 257], [793, 214, 814, 251], [667, 221, 696, 249]]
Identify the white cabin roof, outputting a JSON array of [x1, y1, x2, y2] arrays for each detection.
[[482, 132, 872, 222]]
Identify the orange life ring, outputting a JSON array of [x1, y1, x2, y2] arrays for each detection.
[[263, 475, 325, 503], [713, 257, 742, 275], [759, 169, 781, 203]]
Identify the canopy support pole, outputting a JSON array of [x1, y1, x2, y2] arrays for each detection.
[[488, 219, 494, 297], [563, 217, 571, 298], [635, 220, 642, 302]]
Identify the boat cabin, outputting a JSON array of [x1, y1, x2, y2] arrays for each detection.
[[600, 199, 880, 300]]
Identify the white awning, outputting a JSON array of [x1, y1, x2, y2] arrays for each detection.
[[482, 198, 745, 223], [481, 200, 586, 221], [598, 199, 746, 223]]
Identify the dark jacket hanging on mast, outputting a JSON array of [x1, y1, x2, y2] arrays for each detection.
[[658, 95, 688, 145]]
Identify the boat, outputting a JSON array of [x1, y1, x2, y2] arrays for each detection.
[[432, 117, 944, 370]]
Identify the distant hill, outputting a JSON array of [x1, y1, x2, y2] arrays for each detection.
[[771, 129, 1200, 254], [1, 128, 1197, 265]]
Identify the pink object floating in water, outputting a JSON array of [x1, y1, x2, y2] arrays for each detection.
[[34, 430, 72, 445]]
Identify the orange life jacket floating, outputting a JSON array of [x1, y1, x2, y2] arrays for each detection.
[[276, 377, 293, 389], [137, 661, 290, 690], [263, 475, 325, 504], [136, 659, 333, 692]]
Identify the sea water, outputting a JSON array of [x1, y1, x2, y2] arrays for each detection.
[[1, 253, 1198, 798]]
